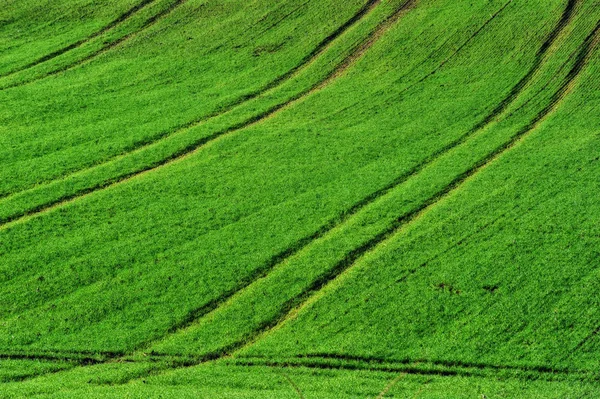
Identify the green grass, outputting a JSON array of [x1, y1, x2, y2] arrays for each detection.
[[0, 0, 143, 75], [1, 0, 599, 396]]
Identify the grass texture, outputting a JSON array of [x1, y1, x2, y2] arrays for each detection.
[[1, 0, 599, 396]]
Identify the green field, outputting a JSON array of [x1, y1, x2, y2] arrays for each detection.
[[1, 0, 599, 397]]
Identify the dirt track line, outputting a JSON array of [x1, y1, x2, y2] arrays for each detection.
[[413, 0, 515, 85], [387, 0, 576, 112], [227, 357, 591, 382], [0, 0, 390, 225], [0, 351, 118, 365], [0, 0, 158, 79], [247, 0, 311, 43], [278, 371, 306, 399], [0, 350, 596, 385], [0, 0, 187, 91], [465, 0, 578, 130], [570, 326, 600, 357], [219, 14, 598, 369], [291, 353, 579, 377]]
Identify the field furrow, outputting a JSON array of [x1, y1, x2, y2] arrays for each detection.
[[0, 0, 158, 79], [0, 0, 187, 91]]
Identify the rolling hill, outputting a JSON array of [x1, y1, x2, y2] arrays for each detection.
[[1, 0, 599, 397]]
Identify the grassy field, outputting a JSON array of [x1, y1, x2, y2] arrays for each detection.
[[1, 0, 599, 397]]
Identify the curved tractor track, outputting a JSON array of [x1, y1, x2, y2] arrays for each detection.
[[0, 0, 410, 228], [0, 0, 158, 79], [0, 0, 187, 91], [225, 16, 600, 373]]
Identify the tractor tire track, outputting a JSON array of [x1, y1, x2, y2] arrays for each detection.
[[0, 350, 595, 383], [227, 354, 598, 382], [0, 0, 158, 79], [224, 18, 599, 367], [289, 353, 578, 378], [375, 372, 407, 398], [412, 0, 515, 85], [278, 371, 306, 399], [0, 0, 411, 229], [246, 0, 311, 43], [0, 351, 112, 365], [0, 0, 188, 91]]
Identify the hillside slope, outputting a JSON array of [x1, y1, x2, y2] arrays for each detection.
[[1, 0, 599, 397]]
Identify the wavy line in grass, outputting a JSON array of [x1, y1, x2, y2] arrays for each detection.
[[0, 0, 158, 79], [224, 17, 599, 368], [230, 354, 595, 381], [0, 0, 187, 91], [375, 372, 407, 399], [0, 0, 408, 228], [0, 351, 595, 382]]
